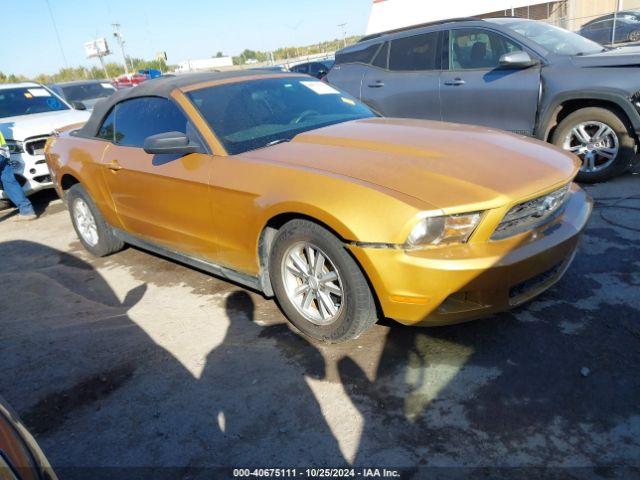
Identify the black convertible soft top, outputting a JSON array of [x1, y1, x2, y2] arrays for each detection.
[[77, 70, 295, 138]]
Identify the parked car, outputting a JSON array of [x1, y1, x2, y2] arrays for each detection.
[[45, 72, 591, 343], [290, 60, 335, 79], [250, 65, 289, 72], [0, 82, 90, 207], [138, 68, 162, 79], [112, 73, 148, 89], [0, 396, 58, 480], [328, 17, 640, 182], [579, 10, 640, 44], [49, 79, 116, 110]]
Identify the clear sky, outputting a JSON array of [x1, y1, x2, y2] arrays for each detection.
[[1, 0, 373, 77]]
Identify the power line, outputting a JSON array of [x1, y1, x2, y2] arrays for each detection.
[[44, 0, 69, 68]]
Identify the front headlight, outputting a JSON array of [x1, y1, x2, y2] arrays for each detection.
[[406, 212, 482, 248], [5, 139, 24, 154]]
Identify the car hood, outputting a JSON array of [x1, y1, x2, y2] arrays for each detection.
[[245, 117, 579, 211], [0, 109, 90, 141], [571, 47, 640, 67]]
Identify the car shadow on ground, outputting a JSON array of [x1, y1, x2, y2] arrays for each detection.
[[1, 203, 639, 478]]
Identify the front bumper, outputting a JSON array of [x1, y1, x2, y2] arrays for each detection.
[[348, 186, 593, 326], [0, 152, 53, 199]]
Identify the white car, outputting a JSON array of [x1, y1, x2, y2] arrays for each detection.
[[0, 82, 90, 204]]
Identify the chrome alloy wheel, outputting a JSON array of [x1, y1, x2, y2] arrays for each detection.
[[281, 242, 344, 326], [563, 121, 619, 173], [73, 198, 99, 247]]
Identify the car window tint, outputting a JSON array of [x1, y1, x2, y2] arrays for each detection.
[[389, 32, 439, 71], [450, 28, 523, 70], [97, 108, 115, 141], [113, 97, 188, 147], [335, 43, 379, 65], [371, 42, 389, 68], [309, 63, 325, 75], [293, 64, 309, 74]]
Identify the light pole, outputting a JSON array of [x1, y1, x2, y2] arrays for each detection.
[[112, 23, 130, 75], [612, 0, 623, 45], [338, 23, 347, 48]]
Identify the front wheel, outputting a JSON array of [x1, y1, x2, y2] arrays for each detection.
[[629, 29, 640, 43], [269, 219, 377, 343], [67, 184, 124, 257], [552, 107, 636, 183]]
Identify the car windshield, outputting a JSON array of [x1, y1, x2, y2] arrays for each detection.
[[61, 82, 115, 103], [496, 19, 605, 55], [187, 77, 375, 155], [0, 86, 69, 118]]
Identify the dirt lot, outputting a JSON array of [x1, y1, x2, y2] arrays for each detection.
[[1, 174, 639, 479]]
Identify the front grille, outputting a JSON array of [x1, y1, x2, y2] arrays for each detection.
[[492, 184, 571, 240], [24, 137, 48, 156], [509, 261, 563, 303]]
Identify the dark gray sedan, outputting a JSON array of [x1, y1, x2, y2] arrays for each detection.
[[49, 80, 117, 110]]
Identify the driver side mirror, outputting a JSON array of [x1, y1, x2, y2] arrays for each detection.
[[71, 101, 87, 110], [143, 131, 203, 155], [499, 51, 537, 68]]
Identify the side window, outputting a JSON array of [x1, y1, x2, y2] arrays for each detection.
[[113, 97, 189, 148], [335, 43, 380, 65], [293, 64, 309, 74], [450, 29, 523, 70], [371, 42, 389, 69], [96, 108, 115, 141], [389, 32, 439, 71], [309, 63, 324, 76]]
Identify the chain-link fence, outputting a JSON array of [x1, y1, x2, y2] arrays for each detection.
[[478, 0, 640, 45]]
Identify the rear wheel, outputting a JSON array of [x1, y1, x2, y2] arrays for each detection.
[[269, 219, 377, 343], [67, 184, 124, 257], [552, 107, 636, 183], [629, 29, 640, 42]]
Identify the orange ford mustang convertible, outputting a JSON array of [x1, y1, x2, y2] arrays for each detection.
[[45, 72, 592, 342]]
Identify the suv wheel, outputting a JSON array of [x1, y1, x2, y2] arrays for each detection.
[[67, 184, 124, 257], [269, 219, 377, 343], [552, 107, 636, 183]]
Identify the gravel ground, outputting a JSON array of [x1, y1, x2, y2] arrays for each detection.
[[0, 173, 638, 479]]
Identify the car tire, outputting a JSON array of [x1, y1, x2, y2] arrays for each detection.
[[552, 107, 636, 183], [629, 30, 640, 42], [269, 219, 377, 343], [67, 184, 124, 257]]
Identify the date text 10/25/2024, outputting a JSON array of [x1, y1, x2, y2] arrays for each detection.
[[233, 468, 402, 478]]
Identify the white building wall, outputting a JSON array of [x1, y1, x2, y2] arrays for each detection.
[[366, 0, 556, 34]]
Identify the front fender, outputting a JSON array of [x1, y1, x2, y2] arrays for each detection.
[[537, 89, 640, 140]]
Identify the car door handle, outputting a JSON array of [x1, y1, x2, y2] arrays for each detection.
[[107, 160, 122, 171], [367, 81, 384, 88], [444, 78, 466, 86]]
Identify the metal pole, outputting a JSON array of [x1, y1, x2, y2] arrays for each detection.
[[98, 55, 110, 80], [612, 0, 622, 44], [112, 23, 130, 75], [338, 23, 347, 47]]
